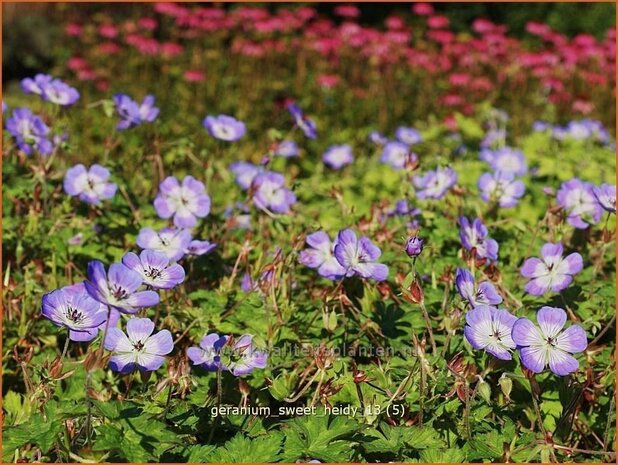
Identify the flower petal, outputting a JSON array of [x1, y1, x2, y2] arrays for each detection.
[[125, 291, 160, 309], [537, 306, 567, 338], [108, 263, 143, 294], [511, 318, 544, 347], [548, 349, 579, 376], [126, 317, 155, 343], [105, 327, 133, 352], [144, 329, 174, 356], [555, 325, 587, 353], [557, 252, 583, 275], [520, 257, 545, 278], [109, 353, 137, 373], [464, 305, 494, 349], [519, 346, 547, 373]]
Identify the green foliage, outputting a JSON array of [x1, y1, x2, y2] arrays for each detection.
[[2, 4, 616, 464]]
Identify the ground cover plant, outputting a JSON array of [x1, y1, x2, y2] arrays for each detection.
[[2, 2, 616, 463]]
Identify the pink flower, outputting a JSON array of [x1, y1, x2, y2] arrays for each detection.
[[334, 5, 360, 18], [448, 73, 470, 86], [137, 17, 158, 31], [572, 100, 594, 115], [316, 74, 340, 89], [427, 15, 450, 29], [77, 69, 96, 81], [67, 57, 88, 72], [154, 2, 189, 18], [160, 42, 184, 57], [412, 3, 434, 16], [385, 15, 405, 30], [97, 42, 121, 55], [65, 23, 83, 37], [472, 18, 498, 34], [98, 24, 119, 39], [526, 21, 551, 38], [96, 80, 110, 92], [573, 34, 596, 47], [184, 70, 205, 82], [470, 77, 493, 92], [441, 93, 464, 107], [427, 29, 454, 44]]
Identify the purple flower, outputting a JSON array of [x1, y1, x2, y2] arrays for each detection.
[[229, 162, 263, 190], [136, 227, 192, 262], [187, 333, 228, 371], [122, 250, 185, 289], [404, 236, 424, 258], [455, 268, 502, 307], [224, 202, 252, 230], [6, 108, 53, 155], [138, 95, 159, 122], [478, 172, 525, 208], [464, 305, 518, 360], [67, 233, 84, 246], [41, 287, 108, 341], [333, 229, 389, 281], [458, 217, 499, 262], [2, 102, 7, 114], [113, 94, 159, 130], [480, 128, 506, 149], [203, 114, 246, 141], [299, 231, 346, 280], [113, 94, 140, 129], [593, 183, 616, 213], [226, 334, 268, 376], [288, 103, 317, 139], [395, 126, 422, 145], [62, 283, 120, 342], [521, 242, 583, 296], [380, 141, 414, 170], [41, 79, 80, 106], [368, 131, 388, 145], [512, 306, 587, 375], [532, 121, 552, 132], [557, 119, 610, 144], [21, 74, 54, 96], [63, 164, 117, 205], [479, 147, 527, 176], [241, 272, 256, 293], [154, 176, 211, 228], [274, 140, 299, 158], [84, 260, 160, 314], [556, 178, 603, 229], [185, 240, 217, 257], [322, 144, 354, 169], [413, 167, 457, 200], [105, 317, 174, 373], [252, 172, 296, 214], [388, 199, 421, 218]]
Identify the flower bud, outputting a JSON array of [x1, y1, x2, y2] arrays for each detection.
[[404, 235, 425, 258], [404, 278, 424, 304], [498, 373, 512, 400], [239, 378, 251, 397], [353, 369, 367, 384], [477, 377, 491, 404]]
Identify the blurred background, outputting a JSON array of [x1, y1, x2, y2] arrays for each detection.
[[3, 2, 616, 83]]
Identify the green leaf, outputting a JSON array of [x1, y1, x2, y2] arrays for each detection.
[[420, 446, 466, 463], [206, 433, 283, 462], [281, 413, 361, 462]]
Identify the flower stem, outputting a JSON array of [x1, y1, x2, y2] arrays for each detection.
[[97, 306, 112, 359], [529, 378, 558, 463], [418, 301, 437, 355], [60, 333, 71, 360]]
